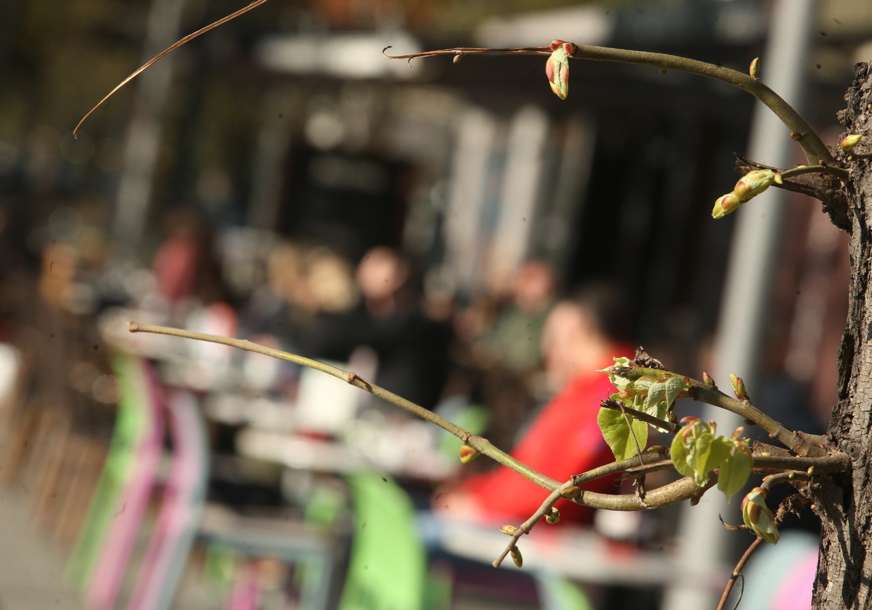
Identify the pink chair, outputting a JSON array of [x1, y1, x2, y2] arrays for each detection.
[[86, 357, 164, 610], [128, 390, 209, 610]]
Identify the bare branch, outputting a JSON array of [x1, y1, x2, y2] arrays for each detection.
[[384, 44, 833, 165], [74, 0, 271, 137], [716, 537, 763, 610], [129, 323, 716, 511]]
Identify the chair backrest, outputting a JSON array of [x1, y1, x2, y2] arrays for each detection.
[[128, 389, 210, 610], [294, 349, 375, 434], [536, 572, 594, 610], [66, 354, 158, 590], [85, 356, 165, 610], [338, 472, 425, 610]]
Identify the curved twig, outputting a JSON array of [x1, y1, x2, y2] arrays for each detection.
[[716, 537, 763, 610], [384, 44, 833, 165], [74, 0, 271, 137], [128, 322, 713, 511]]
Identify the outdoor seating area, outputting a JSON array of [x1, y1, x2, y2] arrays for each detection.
[[3, 1, 872, 608]]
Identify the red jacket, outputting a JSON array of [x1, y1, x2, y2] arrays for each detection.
[[461, 357, 626, 524]]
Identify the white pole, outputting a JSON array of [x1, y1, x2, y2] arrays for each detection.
[[663, 0, 817, 606], [113, 0, 188, 256]]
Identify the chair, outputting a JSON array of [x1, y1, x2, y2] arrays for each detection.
[[338, 472, 426, 610], [65, 354, 163, 610], [87, 355, 165, 610], [127, 389, 209, 610]]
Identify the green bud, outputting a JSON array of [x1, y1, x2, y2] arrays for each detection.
[[712, 193, 741, 219], [841, 134, 863, 152], [545, 507, 560, 525], [730, 373, 748, 401], [749, 57, 760, 80], [733, 169, 776, 203], [741, 487, 779, 543], [459, 445, 479, 464], [545, 41, 574, 100], [510, 545, 524, 568]]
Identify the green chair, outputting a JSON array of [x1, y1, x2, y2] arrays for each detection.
[[65, 354, 153, 589], [338, 472, 426, 610], [536, 572, 594, 610]]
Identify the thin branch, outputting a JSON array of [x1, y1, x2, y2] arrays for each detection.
[[761, 470, 811, 491], [780, 164, 849, 181], [384, 44, 833, 165], [493, 481, 574, 568], [735, 155, 849, 223], [74, 0, 271, 137], [128, 323, 713, 511], [691, 382, 826, 457], [622, 453, 849, 480], [572, 447, 670, 486], [716, 537, 763, 610], [751, 453, 849, 474], [719, 513, 750, 532], [493, 445, 674, 568], [601, 399, 679, 433], [130, 321, 554, 488]]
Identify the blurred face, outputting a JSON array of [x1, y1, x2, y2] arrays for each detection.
[[513, 262, 554, 312], [542, 303, 583, 388], [542, 303, 603, 388], [356, 248, 408, 302]]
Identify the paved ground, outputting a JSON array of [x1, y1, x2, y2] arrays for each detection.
[[0, 486, 82, 610]]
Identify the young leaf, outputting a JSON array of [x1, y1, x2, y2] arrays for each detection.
[[663, 376, 685, 411], [644, 381, 667, 418], [545, 41, 574, 100], [742, 487, 779, 544], [690, 428, 716, 485], [717, 441, 752, 497], [597, 406, 649, 460], [670, 428, 693, 479]]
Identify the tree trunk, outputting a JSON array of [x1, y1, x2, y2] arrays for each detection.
[[812, 61, 872, 609]]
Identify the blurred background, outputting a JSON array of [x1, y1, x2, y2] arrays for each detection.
[[1, 0, 871, 608]]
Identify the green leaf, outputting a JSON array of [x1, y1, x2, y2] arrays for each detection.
[[640, 376, 686, 420], [643, 381, 667, 418], [663, 376, 685, 411], [717, 442, 752, 497], [597, 406, 649, 461], [690, 429, 715, 485], [670, 430, 693, 479], [669, 421, 731, 487]]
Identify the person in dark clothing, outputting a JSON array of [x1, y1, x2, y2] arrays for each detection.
[[298, 247, 452, 408]]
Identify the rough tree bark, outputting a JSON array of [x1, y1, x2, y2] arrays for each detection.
[[813, 61, 872, 609]]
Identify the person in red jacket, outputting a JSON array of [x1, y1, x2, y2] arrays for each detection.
[[436, 285, 633, 524]]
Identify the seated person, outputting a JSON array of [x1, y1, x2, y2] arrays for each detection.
[[436, 285, 633, 525]]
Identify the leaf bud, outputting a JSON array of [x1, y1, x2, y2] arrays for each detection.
[[733, 169, 776, 203], [459, 444, 480, 464], [702, 371, 715, 386], [500, 524, 520, 536], [749, 57, 760, 80], [545, 42, 573, 100], [741, 487, 780, 543], [841, 134, 863, 152], [730, 373, 749, 401], [545, 507, 561, 525], [510, 545, 524, 568], [711, 192, 741, 219]]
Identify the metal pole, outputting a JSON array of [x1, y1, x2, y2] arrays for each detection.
[[663, 0, 817, 607], [113, 0, 188, 257]]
